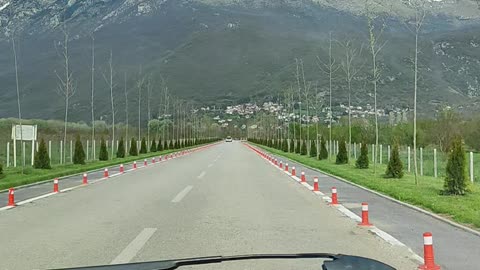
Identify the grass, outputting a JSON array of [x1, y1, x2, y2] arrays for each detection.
[[256, 144, 480, 230], [0, 145, 204, 191]]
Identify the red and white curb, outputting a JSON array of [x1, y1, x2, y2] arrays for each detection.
[[244, 143, 427, 266], [1, 143, 219, 212]]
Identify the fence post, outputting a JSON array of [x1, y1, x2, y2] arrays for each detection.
[[387, 145, 391, 161], [371, 144, 375, 163], [6, 142, 10, 167], [354, 142, 357, 159], [60, 141, 63, 164], [379, 144, 383, 164], [70, 140, 73, 163], [86, 140, 89, 161], [48, 141, 51, 165], [22, 141, 26, 167], [420, 147, 423, 176], [434, 149, 437, 178], [470, 152, 474, 183], [93, 140, 96, 160], [408, 146, 411, 172], [31, 140, 35, 166]]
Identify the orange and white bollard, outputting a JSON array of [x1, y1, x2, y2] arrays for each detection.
[[358, 202, 373, 226], [7, 188, 15, 207], [152, 157, 156, 164], [144, 159, 148, 166], [133, 161, 137, 169], [83, 173, 88, 185], [104, 168, 109, 178], [159, 156, 162, 161], [331, 187, 339, 205], [53, 178, 59, 193], [313, 177, 319, 191], [120, 164, 124, 173], [292, 167, 296, 177], [285, 163, 289, 172], [279, 161, 283, 169], [301, 172, 306, 182], [418, 232, 441, 270]]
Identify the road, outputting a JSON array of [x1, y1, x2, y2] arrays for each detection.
[[262, 146, 480, 270], [1, 142, 421, 270]]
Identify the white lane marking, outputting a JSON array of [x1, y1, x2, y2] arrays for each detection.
[[0, 205, 15, 211], [197, 171, 206, 179], [16, 192, 57, 206], [171, 185, 194, 203], [208, 163, 214, 168], [110, 228, 157, 265]]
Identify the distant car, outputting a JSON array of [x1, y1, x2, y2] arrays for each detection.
[[225, 136, 233, 142]]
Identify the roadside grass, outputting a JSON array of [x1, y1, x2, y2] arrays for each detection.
[[256, 144, 480, 229], [0, 146, 200, 191]]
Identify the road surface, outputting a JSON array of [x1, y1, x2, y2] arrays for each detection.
[[1, 142, 422, 270]]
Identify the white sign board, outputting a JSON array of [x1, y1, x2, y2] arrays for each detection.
[[11, 125, 37, 141]]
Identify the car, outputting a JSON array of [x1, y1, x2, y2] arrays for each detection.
[[225, 136, 233, 142]]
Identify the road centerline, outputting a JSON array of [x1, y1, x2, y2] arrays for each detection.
[[171, 185, 194, 203], [110, 228, 157, 265], [198, 171, 207, 179]]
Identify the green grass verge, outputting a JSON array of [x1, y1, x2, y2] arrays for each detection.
[[0, 145, 207, 191], [255, 144, 480, 230]]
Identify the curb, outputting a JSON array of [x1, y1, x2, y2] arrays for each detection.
[[258, 145, 480, 238]]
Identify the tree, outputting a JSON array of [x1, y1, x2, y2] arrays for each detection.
[[73, 135, 86, 165], [356, 143, 369, 169], [90, 34, 96, 160], [123, 72, 129, 155], [129, 137, 138, 156], [103, 50, 116, 158], [167, 140, 173, 150], [336, 140, 348, 164], [139, 137, 147, 154], [340, 39, 363, 160], [12, 38, 25, 172], [300, 140, 308, 155], [99, 138, 108, 161], [34, 139, 51, 169], [117, 137, 125, 158], [317, 32, 339, 160], [150, 138, 157, 152], [443, 137, 468, 195], [385, 144, 404, 178], [365, 0, 387, 176], [310, 140, 317, 158], [157, 138, 164, 152], [55, 23, 76, 164], [319, 136, 328, 160], [289, 138, 294, 153]]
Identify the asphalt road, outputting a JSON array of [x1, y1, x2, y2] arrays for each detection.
[[1, 142, 422, 270], [261, 146, 480, 270]]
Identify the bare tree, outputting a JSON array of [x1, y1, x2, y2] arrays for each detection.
[[295, 58, 303, 143], [124, 72, 129, 153], [55, 23, 76, 164], [12, 38, 24, 172], [300, 60, 312, 149], [317, 32, 340, 159], [136, 71, 146, 142], [103, 50, 116, 158], [90, 34, 95, 160], [146, 76, 152, 146], [340, 39, 364, 160], [365, 0, 387, 176], [405, 0, 427, 185]]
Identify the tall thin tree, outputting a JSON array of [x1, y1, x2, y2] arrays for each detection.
[[55, 23, 76, 164], [12, 38, 24, 172], [90, 34, 95, 160], [103, 50, 116, 158]]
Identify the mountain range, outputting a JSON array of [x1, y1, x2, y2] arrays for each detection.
[[0, 0, 479, 122]]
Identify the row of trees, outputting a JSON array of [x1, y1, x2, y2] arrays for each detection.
[[249, 135, 469, 195], [32, 136, 219, 170]]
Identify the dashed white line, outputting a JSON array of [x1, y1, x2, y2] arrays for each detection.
[[110, 228, 157, 265], [171, 185, 194, 203], [208, 163, 214, 168], [198, 171, 206, 179]]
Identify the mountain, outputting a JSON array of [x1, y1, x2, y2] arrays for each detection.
[[0, 0, 479, 123]]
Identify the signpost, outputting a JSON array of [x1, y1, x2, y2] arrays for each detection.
[[11, 125, 37, 167]]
